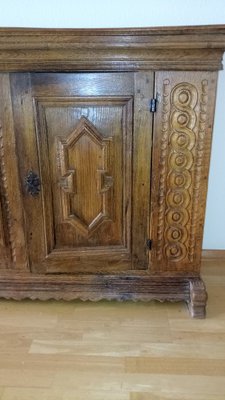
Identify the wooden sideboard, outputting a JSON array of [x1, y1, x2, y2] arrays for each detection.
[[0, 25, 225, 317]]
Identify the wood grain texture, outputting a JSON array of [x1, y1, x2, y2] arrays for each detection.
[[0, 74, 28, 270], [0, 273, 190, 301], [0, 260, 224, 399], [0, 26, 225, 71], [0, 26, 224, 317], [132, 72, 153, 269]]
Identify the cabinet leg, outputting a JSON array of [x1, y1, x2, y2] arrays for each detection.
[[187, 278, 208, 318]]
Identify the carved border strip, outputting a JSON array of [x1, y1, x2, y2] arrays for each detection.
[[156, 79, 170, 261], [188, 80, 208, 262]]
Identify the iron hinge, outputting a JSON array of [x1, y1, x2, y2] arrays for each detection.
[[149, 98, 157, 113], [146, 239, 152, 250]]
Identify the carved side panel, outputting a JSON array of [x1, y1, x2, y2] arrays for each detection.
[[164, 81, 198, 263], [150, 72, 218, 273]]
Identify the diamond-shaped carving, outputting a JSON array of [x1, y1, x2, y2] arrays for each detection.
[[57, 116, 113, 235]]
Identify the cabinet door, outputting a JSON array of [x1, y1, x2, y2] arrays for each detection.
[[150, 71, 218, 274], [11, 72, 153, 273]]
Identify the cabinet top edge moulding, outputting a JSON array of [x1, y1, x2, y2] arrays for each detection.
[[0, 24, 225, 71]]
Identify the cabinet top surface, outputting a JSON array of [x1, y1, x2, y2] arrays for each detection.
[[0, 25, 225, 71], [1, 24, 225, 35]]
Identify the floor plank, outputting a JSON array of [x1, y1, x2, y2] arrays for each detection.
[[0, 259, 225, 399]]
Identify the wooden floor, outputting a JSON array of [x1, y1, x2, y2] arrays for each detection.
[[0, 260, 225, 399]]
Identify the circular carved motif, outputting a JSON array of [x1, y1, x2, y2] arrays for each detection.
[[165, 225, 188, 243], [172, 109, 196, 131], [170, 150, 193, 171], [172, 212, 180, 222], [168, 227, 182, 241], [175, 175, 184, 186], [167, 190, 191, 209], [172, 83, 198, 110], [170, 130, 195, 152], [177, 113, 188, 126], [172, 230, 179, 239], [174, 193, 182, 204], [165, 242, 187, 261], [175, 154, 185, 166], [168, 170, 191, 190], [177, 134, 187, 146], [178, 90, 190, 105], [166, 209, 189, 226]]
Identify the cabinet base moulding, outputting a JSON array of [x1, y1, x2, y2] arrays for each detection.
[[0, 275, 207, 318]]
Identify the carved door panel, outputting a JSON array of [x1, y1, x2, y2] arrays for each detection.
[[11, 72, 153, 273], [150, 71, 218, 274]]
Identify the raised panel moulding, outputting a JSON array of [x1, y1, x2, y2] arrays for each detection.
[[57, 116, 113, 235]]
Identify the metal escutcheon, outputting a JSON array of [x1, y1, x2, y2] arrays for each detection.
[[25, 170, 41, 197]]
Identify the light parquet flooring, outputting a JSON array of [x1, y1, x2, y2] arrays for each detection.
[[0, 260, 225, 399]]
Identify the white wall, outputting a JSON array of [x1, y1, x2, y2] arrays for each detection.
[[0, 0, 225, 248]]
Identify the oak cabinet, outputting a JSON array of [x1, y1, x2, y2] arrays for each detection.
[[0, 25, 225, 317]]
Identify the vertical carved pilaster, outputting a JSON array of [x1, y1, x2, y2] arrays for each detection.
[[156, 79, 170, 261], [152, 73, 211, 272], [164, 82, 198, 263], [189, 80, 208, 263], [0, 122, 16, 264]]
